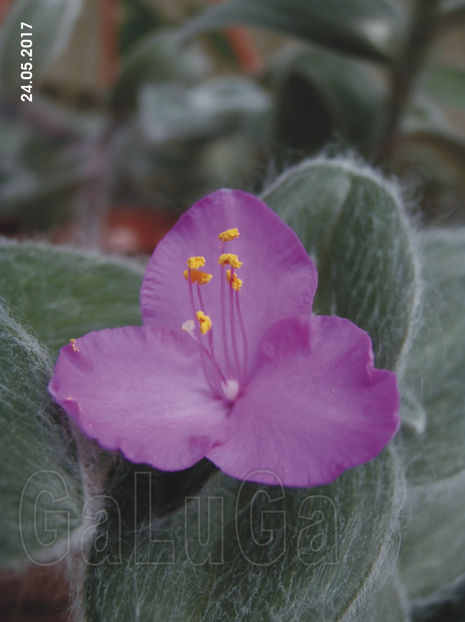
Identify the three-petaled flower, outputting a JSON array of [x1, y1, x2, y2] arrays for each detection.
[[49, 189, 400, 487]]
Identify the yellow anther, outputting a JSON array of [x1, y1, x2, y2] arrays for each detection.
[[186, 256, 206, 270], [218, 253, 243, 269], [183, 269, 213, 285], [69, 338, 79, 353], [196, 310, 212, 334], [218, 227, 240, 242], [226, 269, 243, 291]]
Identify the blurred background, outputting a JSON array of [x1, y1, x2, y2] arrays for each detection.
[[0, 0, 464, 257], [0, 0, 464, 620]]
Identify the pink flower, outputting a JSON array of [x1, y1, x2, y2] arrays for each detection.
[[49, 190, 400, 487]]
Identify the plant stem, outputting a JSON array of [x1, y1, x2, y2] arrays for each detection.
[[377, 0, 442, 160]]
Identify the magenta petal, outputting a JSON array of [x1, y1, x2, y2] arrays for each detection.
[[206, 315, 400, 487], [140, 189, 317, 371], [48, 327, 228, 470]]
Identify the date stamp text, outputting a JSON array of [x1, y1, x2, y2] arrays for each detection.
[[20, 22, 33, 102]]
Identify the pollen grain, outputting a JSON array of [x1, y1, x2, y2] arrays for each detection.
[[196, 310, 212, 334], [69, 338, 80, 353], [218, 227, 240, 242], [183, 269, 213, 285], [218, 253, 243, 269], [226, 270, 243, 291], [186, 256, 206, 270]]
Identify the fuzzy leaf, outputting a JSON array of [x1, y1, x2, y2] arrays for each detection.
[[401, 230, 465, 484], [0, 240, 148, 568], [367, 574, 410, 622], [85, 450, 403, 621], [400, 469, 465, 602], [0, 302, 83, 566], [399, 230, 465, 605], [0, 0, 83, 96], [0, 240, 144, 356], [262, 157, 418, 370], [182, 0, 406, 62]]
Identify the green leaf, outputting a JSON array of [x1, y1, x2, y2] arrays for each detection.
[[0, 239, 144, 356], [85, 450, 404, 621], [272, 44, 386, 155], [0, 302, 83, 566], [0, 0, 84, 96], [110, 31, 209, 111], [440, 0, 465, 19], [400, 468, 465, 602], [182, 0, 407, 62], [400, 230, 465, 484], [137, 77, 270, 144], [421, 65, 465, 110], [0, 240, 149, 568], [367, 574, 410, 622], [262, 157, 418, 370]]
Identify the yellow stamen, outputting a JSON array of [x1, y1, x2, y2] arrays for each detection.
[[218, 253, 243, 269], [69, 338, 79, 353], [183, 269, 213, 285], [226, 269, 243, 291], [186, 256, 206, 270], [218, 227, 240, 242], [196, 310, 212, 334]]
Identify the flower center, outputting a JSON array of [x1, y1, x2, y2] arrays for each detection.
[[182, 227, 248, 403]]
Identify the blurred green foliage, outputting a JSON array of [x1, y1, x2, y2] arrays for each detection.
[[0, 0, 463, 234]]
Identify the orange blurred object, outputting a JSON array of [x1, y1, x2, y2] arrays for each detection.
[[101, 207, 177, 254], [209, 0, 263, 75]]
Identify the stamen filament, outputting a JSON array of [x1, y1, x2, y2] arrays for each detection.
[[183, 316, 226, 389], [197, 284, 213, 352], [187, 270, 198, 333], [236, 292, 249, 382], [229, 268, 242, 378], [220, 264, 232, 374]]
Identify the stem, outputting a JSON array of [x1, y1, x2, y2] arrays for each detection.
[[100, 0, 119, 86], [74, 121, 118, 247], [377, 0, 442, 160]]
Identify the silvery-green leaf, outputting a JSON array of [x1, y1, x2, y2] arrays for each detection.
[[0, 302, 83, 566], [85, 450, 403, 621], [400, 230, 465, 484], [182, 0, 406, 62], [272, 44, 386, 155], [0, 0, 83, 96], [440, 0, 465, 18], [367, 574, 410, 622], [262, 157, 418, 370], [0, 240, 150, 569], [137, 78, 270, 144], [110, 31, 209, 110], [0, 239, 144, 356], [400, 469, 465, 603], [0, 114, 86, 229]]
